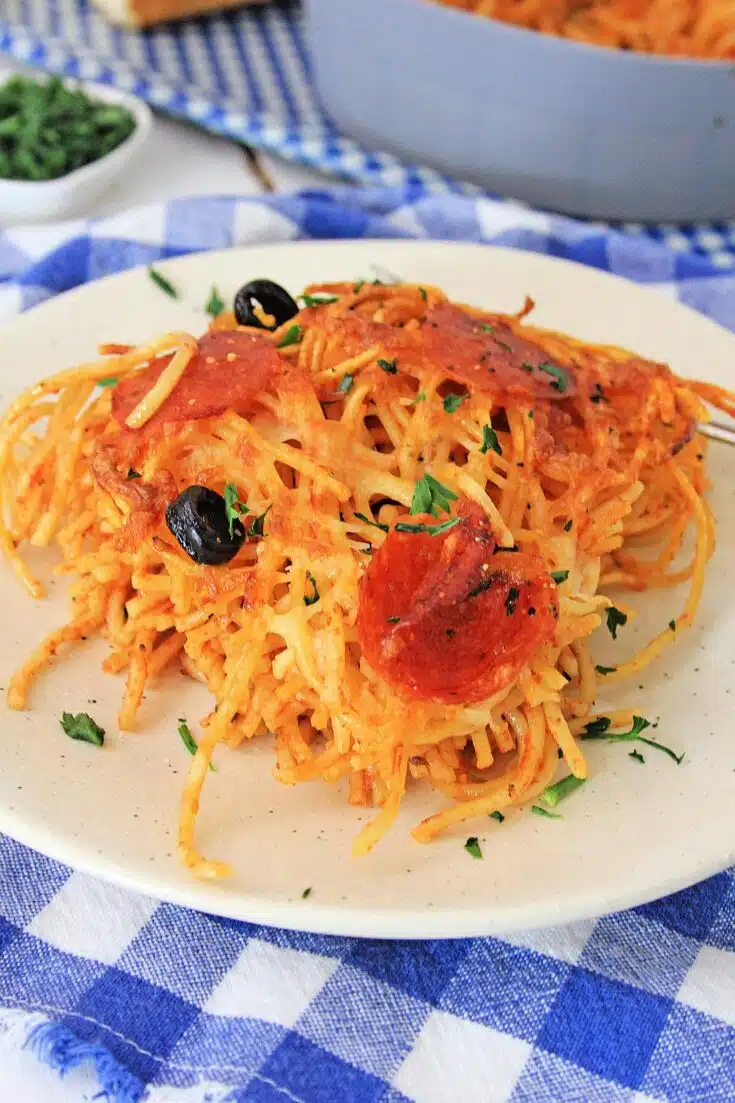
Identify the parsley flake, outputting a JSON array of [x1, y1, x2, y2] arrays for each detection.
[[387, 616, 401, 624], [490, 811, 505, 823], [205, 285, 225, 318], [629, 749, 646, 764], [505, 587, 520, 616], [60, 711, 104, 747], [464, 836, 483, 859], [378, 357, 398, 374], [354, 511, 389, 534], [223, 482, 248, 538], [126, 468, 141, 480], [551, 570, 569, 584], [541, 774, 585, 807], [410, 473, 457, 517], [278, 324, 303, 348], [304, 571, 320, 606], [606, 606, 628, 639], [418, 287, 428, 302], [97, 376, 118, 389], [148, 266, 178, 298], [564, 519, 574, 532], [584, 717, 611, 737], [302, 886, 312, 899], [395, 517, 462, 537], [443, 393, 466, 414], [581, 715, 683, 765], [337, 374, 354, 394], [669, 619, 676, 632], [302, 294, 339, 307], [595, 665, 616, 675], [480, 424, 502, 456], [480, 323, 494, 334], [178, 719, 215, 770], [538, 362, 568, 392], [413, 390, 426, 405], [353, 280, 365, 293], [532, 805, 562, 819], [246, 505, 271, 538]]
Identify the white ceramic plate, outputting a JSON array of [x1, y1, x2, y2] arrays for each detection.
[[0, 240, 733, 940]]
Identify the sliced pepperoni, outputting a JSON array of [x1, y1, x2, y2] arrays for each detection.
[[112, 330, 281, 431], [420, 302, 576, 402], [357, 499, 557, 704]]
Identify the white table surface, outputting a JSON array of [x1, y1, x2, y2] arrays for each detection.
[[2, 109, 329, 1103]]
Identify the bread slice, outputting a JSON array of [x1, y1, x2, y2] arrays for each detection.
[[92, 0, 264, 28]]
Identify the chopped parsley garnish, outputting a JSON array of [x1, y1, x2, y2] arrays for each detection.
[[178, 720, 215, 770], [490, 811, 505, 823], [668, 619, 676, 632], [590, 382, 606, 404], [246, 505, 271, 538], [410, 473, 457, 518], [581, 714, 683, 765], [378, 357, 398, 374], [387, 616, 401, 624], [395, 517, 462, 537], [413, 390, 426, 405], [337, 374, 354, 394], [443, 393, 466, 414], [464, 836, 483, 859], [467, 576, 494, 600], [551, 570, 569, 584], [205, 285, 225, 318], [60, 711, 104, 747], [497, 340, 513, 353], [97, 376, 118, 388], [583, 717, 611, 737], [418, 287, 428, 302], [148, 265, 178, 298], [595, 665, 616, 675], [353, 280, 365, 293], [126, 468, 141, 480], [505, 587, 520, 616], [564, 519, 573, 532], [538, 362, 568, 392], [532, 805, 562, 820], [480, 424, 502, 456], [304, 571, 320, 606], [606, 606, 628, 639], [480, 323, 494, 334], [302, 886, 312, 899], [541, 774, 585, 807], [629, 749, 646, 764], [302, 293, 339, 307], [277, 324, 303, 348], [521, 362, 534, 373], [223, 482, 248, 538], [354, 511, 389, 534]]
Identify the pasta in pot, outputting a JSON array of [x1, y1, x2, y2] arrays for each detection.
[[435, 1, 735, 59]]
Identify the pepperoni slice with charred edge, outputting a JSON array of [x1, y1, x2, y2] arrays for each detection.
[[357, 500, 557, 704], [421, 302, 576, 402], [112, 330, 281, 431]]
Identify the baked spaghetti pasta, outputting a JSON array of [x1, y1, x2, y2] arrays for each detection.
[[1, 276, 732, 878], [436, 1, 735, 59]]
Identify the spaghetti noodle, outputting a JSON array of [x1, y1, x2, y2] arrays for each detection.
[[1, 277, 730, 878], [436, 1, 735, 59]]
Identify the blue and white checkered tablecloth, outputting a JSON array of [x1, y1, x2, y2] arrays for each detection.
[[0, 191, 734, 1102], [2, 0, 735, 268]]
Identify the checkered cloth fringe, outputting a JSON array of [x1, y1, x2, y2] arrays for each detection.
[[1, 0, 735, 267], [0, 191, 733, 1102]]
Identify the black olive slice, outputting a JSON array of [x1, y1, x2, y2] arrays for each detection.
[[165, 486, 245, 566], [234, 279, 299, 330]]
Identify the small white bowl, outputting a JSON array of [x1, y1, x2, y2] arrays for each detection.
[[0, 75, 152, 225]]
